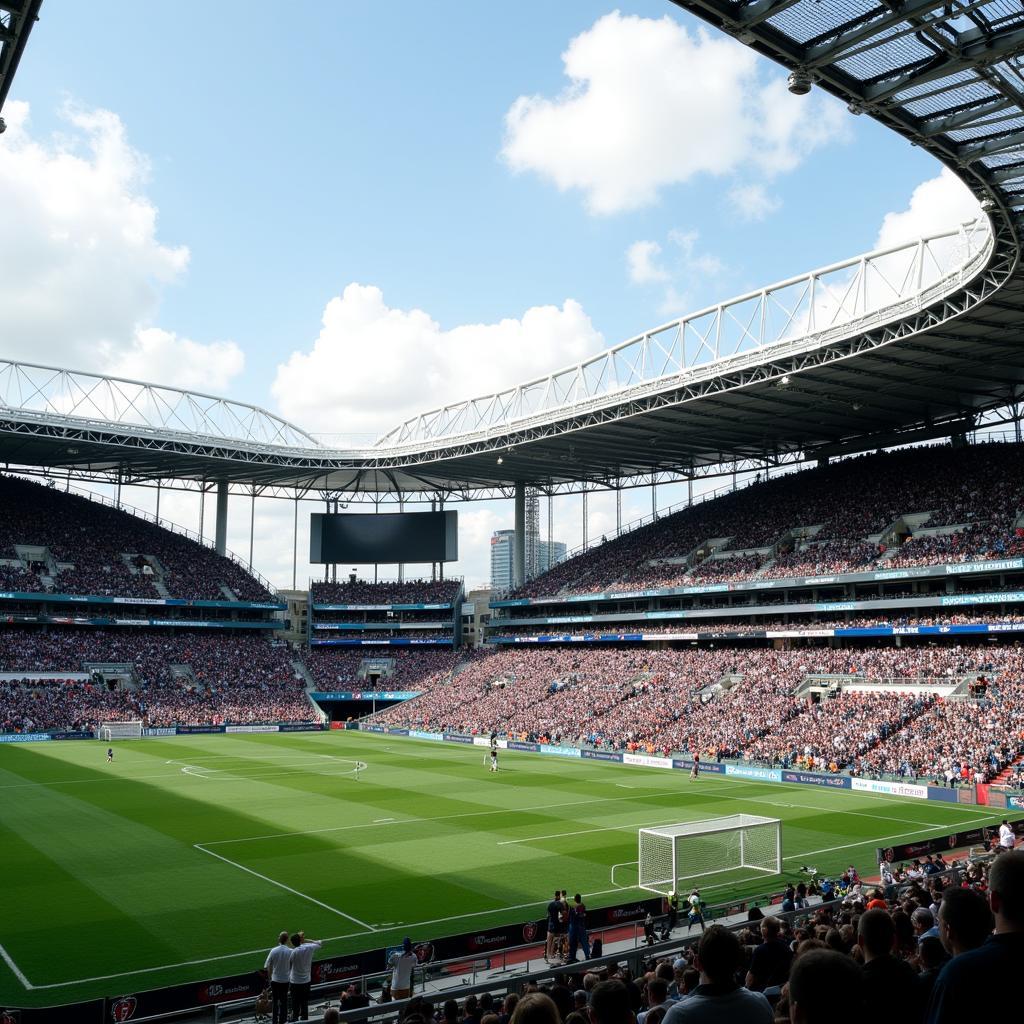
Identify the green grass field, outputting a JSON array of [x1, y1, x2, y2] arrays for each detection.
[[0, 731, 1002, 1007]]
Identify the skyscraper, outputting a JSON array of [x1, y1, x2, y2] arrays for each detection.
[[489, 529, 515, 591], [490, 527, 566, 590]]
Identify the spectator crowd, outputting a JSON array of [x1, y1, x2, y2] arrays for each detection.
[[510, 443, 1024, 598], [0, 475, 275, 602]]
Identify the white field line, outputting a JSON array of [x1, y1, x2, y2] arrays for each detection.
[[746, 794, 948, 829], [0, 941, 32, 989], [779, 814, 996, 861], [15, 813, 999, 993], [0, 738, 996, 832], [0, 743, 999, 991], [179, 758, 364, 778], [196, 785, 736, 847], [499, 807, 995, 848], [193, 843, 377, 932]]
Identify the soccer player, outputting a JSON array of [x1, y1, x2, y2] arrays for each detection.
[[690, 754, 699, 780], [489, 747, 498, 772], [107, 747, 114, 764]]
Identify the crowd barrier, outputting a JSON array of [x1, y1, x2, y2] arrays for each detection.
[[0, 723, 325, 743]]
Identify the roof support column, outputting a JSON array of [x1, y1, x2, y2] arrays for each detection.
[[513, 481, 526, 590], [292, 495, 299, 591], [215, 480, 229, 556]]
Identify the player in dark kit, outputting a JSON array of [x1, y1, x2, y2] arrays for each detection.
[[690, 754, 699, 780], [107, 747, 114, 764]]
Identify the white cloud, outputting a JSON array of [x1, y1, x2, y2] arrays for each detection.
[[627, 240, 670, 284], [627, 229, 724, 317], [100, 328, 244, 393], [0, 101, 243, 390], [875, 167, 982, 250], [501, 12, 847, 215], [271, 284, 604, 436], [728, 183, 781, 222]]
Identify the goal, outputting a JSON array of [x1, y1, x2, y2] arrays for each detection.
[[97, 720, 143, 741], [638, 814, 782, 895]]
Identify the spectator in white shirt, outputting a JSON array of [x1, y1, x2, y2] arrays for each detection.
[[389, 937, 418, 1000], [264, 931, 292, 1024], [288, 931, 322, 1023], [999, 821, 1016, 850]]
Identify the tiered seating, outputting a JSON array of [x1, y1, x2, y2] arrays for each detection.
[[310, 579, 460, 604], [0, 475, 275, 601], [369, 643, 1024, 781], [303, 646, 460, 691], [0, 629, 311, 730], [511, 443, 1024, 597]]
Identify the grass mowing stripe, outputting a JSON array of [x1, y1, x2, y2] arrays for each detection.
[[193, 843, 378, 931], [0, 733, 1010, 1008]]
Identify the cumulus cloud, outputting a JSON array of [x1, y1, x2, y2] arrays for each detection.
[[100, 328, 245, 394], [728, 183, 781, 222], [627, 229, 724, 317], [626, 240, 670, 284], [271, 284, 604, 436], [0, 101, 243, 390], [875, 167, 982, 250], [501, 12, 847, 214]]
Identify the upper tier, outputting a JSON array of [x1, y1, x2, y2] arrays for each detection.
[[511, 442, 1024, 599], [0, 475, 276, 604]]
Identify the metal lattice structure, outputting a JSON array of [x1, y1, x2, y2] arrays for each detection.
[[0, 1, 41, 115], [377, 222, 991, 447], [0, 361, 320, 449], [2, 1, 1024, 500]]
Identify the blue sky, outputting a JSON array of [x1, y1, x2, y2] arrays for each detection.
[[3, 1, 982, 587]]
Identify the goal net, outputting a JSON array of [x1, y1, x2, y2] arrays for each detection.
[[638, 814, 782, 895], [97, 720, 143, 741]]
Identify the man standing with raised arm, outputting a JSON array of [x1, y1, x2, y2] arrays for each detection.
[[288, 930, 322, 1023]]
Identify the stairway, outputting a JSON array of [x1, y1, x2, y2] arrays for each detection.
[[293, 659, 328, 723], [990, 755, 1024, 787]]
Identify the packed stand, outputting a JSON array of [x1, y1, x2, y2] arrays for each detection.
[[0, 628, 313, 730], [369, 642, 1024, 779], [0, 475, 275, 602], [310, 578, 461, 605], [303, 646, 460, 691], [511, 443, 1024, 598]]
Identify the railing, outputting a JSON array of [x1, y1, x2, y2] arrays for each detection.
[[23, 475, 279, 597], [378, 220, 991, 447], [0, 358, 319, 448]]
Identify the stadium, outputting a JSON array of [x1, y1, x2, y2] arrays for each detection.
[[2, 1, 1024, 1023]]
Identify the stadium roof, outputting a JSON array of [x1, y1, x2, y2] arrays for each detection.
[[3, 0, 1024, 500], [0, 1, 41, 115]]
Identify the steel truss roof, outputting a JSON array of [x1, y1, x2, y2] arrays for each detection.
[[3, 0, 1024, 498], [0, 1, 41, 114]]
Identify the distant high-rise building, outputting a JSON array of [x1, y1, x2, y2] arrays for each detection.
[[490, 529, 515, 591], [538, 539, 567, 573], [490, 527, 566, 590]]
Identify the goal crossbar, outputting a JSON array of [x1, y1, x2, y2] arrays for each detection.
[[97, 720, 143, 740], [638, 814, 781, 895]]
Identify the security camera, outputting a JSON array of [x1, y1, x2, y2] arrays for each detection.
[[0, 118, 6, 135]]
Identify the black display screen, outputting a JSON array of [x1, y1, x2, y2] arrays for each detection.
[[310, 510, 458, 564]]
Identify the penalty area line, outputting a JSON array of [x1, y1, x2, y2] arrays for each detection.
[[0, 940, 33, 990], [193, 843, 377, 933]]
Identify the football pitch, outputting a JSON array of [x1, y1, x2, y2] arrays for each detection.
[[0, 731, 1001, 1007]]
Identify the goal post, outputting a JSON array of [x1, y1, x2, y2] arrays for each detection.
[[638, 814, 782, 895], [97, 720, 143, 741]]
